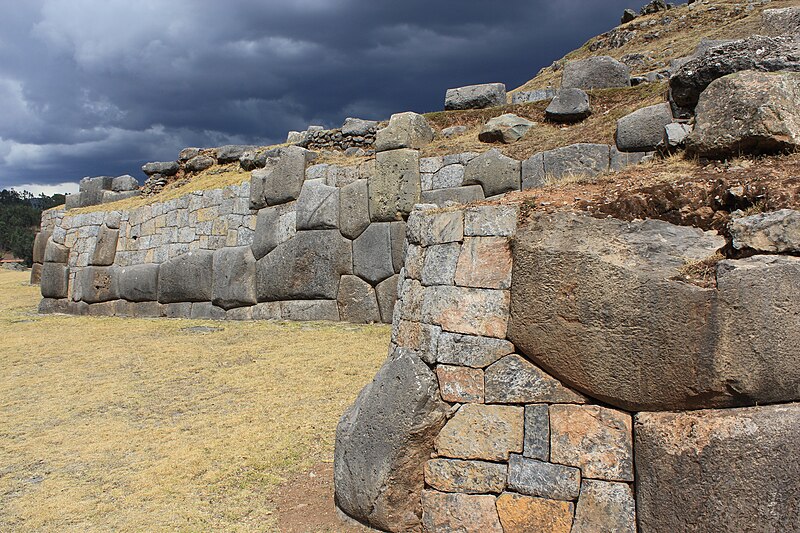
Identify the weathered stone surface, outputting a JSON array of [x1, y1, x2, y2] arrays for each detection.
[[422, 285, 509, 339], [44, 240, 69, 264], [190, 302, 227, 320], [30, 263, 42, 285], [102, 190, 139, 203], [163, 302, 192, 319], [212, 246, 257, 309], [572, 480, 636, 533], [421, 185, 484, 207], [179, 147, 200, 161], [421, 491, 502, 532], [511, 88, 557, 104], [616, 103, 673, 152], [424, 459, 506, 494], [397, 279, 424, 323], [545, 88, 591, 123], [341, 117, 378, 136], [117, 264, 159, 302], [185, 155, 215, 172], [436, 365, 484, 403], [337, 275, 381, 323], [407, 208, 463, 247], [389, 221, 406, 274], [687, 71, 800, 158], [251, 301, 281, 320], [561, 56, 630, 90], [609, 147, 653, 171], [464, 205, 517, 237], [338, 180, 370, 240], [730, 208, 800, 253], [249, 146, 308, 208], [479, 114, 535, 144], [374, 112, 434, 152], [40, 263, 69, 299], [435, 404, 523, 461], [507, 212, 800, 412], [670, 35, 800, 112], [635, 404, 800, 532], [352, 222, 394, 285], [436, 332, 515, 368], [142, 161, 179, 176], [508, 455, 581, 501], [393, 320, 441, 363], [375, 274, 399, 324], [75, 266, 119, 303], [280, 300, 340, 321], [226, 306, 253, 321], [64, 193, 82, 210], [88, 300, 121, 317], [485, 355, 586, 404], [157, 250, 213, 303], [111, 175, 139, 192], [463, 149, 521, 197], [441, 125, 467, 138], [38, 297, 68, 314], [621, 8, 637, 24], [370, 149, 421, 221], [454, 237, 512, 290], [431, 164, 467, 190], [90, 225, 119, 266], [550, 404, 633, 482], [256, 230, 351, 301], [661, 122, 692, 151], [335, 353, 449, 531], [524, 404, 550, 461], [496, 492, 574, 533], [251, 204, 296, 260], [215, 144, 256, 164], [543, 143, 610, 180], [421, 242, 460, 286], [445, 83, 506, 110], [33, 231, 50, 264], [296, 179, 339, 230], [762, 6, 800, 36]]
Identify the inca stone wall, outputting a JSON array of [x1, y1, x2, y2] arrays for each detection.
[[334, 203, 800, 532]]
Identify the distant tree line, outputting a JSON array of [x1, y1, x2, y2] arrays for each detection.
[[0, 190, 65, 266]]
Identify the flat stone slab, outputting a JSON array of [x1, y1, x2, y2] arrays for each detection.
[[445, 83, 506, 110], [435, 404, 523, 462]]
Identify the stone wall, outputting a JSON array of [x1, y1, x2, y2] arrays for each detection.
[[334, 203, 800, 531]]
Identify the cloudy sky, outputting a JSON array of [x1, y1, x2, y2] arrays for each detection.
[[1, 0, 633, 193]]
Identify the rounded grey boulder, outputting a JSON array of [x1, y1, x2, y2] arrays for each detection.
[[561, 56, 630, 90], [545, 89, 591, 123], [615, 103, 673, 152], [444, 83, 506, 110]]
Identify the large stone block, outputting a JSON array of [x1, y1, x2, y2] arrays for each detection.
[[462, 148, 521, 197], [436, 365, 484, 403], [730, 209, 800, 253], [374, 112, 434, 152], [335, 353, 449, 531], [445, 83, 506, 110], [420, 242, 460, 286], [280, 300, 340, 321], [111, 175, 139, 192], [572, 480, 636, 533], [117, 263, 159, 302], [352, 223, 394, 285], [435, 404, 523, 461], [507, 455, 581, 501], [421, 184, 485, 207], [549, 404, 633, 482], [190, 302, 227, 320], [479, 113, 535, 144], [762, 6, 800, 36], [44, 240, 69, 264], [337, 275, 381, 323], [436, 332, 515, 368], [256, 230, 351, 301], [424, 459, 506, 494], [561, 56, 630, 90], [249, 146, 308, 208], [38, 297, 69, 314], [90, 225, 119, 266], [545, 88, 591, 123], [40, 263, 69, 299], [75, 266, 119, 303], [157, 250, 214, 303], [454, 236, 512, 289], [524, 405, 550, 461], [141, 161, 179, 176], [635, 404, 800, 532], [422, 285, 510, 339], [338, 180, 370, 240], [485, 355, 586, 404], [296, 179, 339, 230], [687, 71, 800, 158], [33, 231, 50, 264], [389, 221, 406, 273], [464, 205, 518, 237], [369, 149, 421, 221], [496, 493, 574, 533], [421, 491, 502, 532], [375, 274, 399, 324], [212, 246, 257, 310], [406, 208, 464, 247], [615, 103, 674, 152], [542, 143, 610, 180], [30, 263, 42, 285], [251, 204, 296, 260]]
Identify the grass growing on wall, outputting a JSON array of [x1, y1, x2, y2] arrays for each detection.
[[0, 269, 389, 531]]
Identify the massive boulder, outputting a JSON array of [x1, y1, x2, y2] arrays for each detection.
[[636, 404, 800, 532], [686, 70, 800, 158], [75, 266, 119, 303], [445, 83, 506, 110], [507, 211, 800, 411], [669, 35, 800, 113], [249, 146, 310, 209], [615, 103, 674, 152], [463, 149, 521, 197], [335, 352, 449, 531], [561, 57, 630, 90], [370, 149, 421, 221], [90, 225, 119, 266], [141, 161, 179, 177], [296, 179, 339, 230], [40, 262, 69, 299], [374, 112, 434, 152], [117, 264, 159, 302], [478, 114, 535, 144], [212, 246, 257, 310], [545, 88, 591, 123], [157, 250, 214, 303], [256, 230, 352, 301]]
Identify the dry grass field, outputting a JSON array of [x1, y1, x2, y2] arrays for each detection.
[[0, 269, 389, 531]]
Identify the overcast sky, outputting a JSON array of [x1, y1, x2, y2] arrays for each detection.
[[1, 0, 633, 193]]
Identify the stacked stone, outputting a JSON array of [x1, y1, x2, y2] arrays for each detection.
[[64, 175, 140, 209], [292, 118, 379, 154]]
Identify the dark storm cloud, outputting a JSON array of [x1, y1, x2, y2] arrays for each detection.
[[0, 0, 633, 189]]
